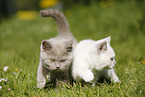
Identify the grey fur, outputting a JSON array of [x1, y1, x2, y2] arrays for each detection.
[[37, 9, 77, 89], [40, 9, 71, 35]]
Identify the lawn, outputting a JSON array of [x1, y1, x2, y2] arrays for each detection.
[[0, 1, 145, 96]]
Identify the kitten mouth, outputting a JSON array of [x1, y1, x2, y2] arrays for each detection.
[[104, 65, 114, 69], [53, 69, 61, 71], [56, 67, 60, 70]]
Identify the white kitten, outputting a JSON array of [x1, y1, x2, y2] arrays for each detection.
[[72, 36, 120, 84]]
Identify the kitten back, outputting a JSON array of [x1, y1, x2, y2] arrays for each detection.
[[40, 9, 71, 36]]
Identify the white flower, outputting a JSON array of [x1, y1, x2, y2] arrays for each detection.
[[2, 78, 5, 81], [4, 66, 8, 71], [13, 72, 16, 75], [0, 78, 4, 82], [0, 78, 7, 82], [0, 86, 2, 90], [0, 78, 3, 82]]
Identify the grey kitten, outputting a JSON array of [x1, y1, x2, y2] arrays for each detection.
[[37, 9, 77, 89]]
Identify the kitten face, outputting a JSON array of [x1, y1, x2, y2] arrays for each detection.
[[40, 38, 74, 70], [94, 36, 116, 70], [98, 47, 116, 70]]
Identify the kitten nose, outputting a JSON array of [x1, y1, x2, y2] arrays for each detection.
[[56, 67, 60, 69]]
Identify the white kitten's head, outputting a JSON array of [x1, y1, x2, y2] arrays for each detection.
[[93, 36, 116, 70]]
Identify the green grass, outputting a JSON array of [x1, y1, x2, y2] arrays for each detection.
[[0, 1, 145, 96]]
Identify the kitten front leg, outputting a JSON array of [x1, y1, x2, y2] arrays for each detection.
[[108, 69, 121, 83], [82, 70, 94, 82], [37, 60, 48, 89]]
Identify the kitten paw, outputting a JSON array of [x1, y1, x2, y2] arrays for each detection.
[[37, 82, 45, 89], [83, 71, 94, 82], [37, 80, 46, 89], [113, 79, 121, 83]]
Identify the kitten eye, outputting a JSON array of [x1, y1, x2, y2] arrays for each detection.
[[110, 58, 113, 61], [50, 59, 55, 62], [60, 60, 66, 63], [66, 47, 72, 52]]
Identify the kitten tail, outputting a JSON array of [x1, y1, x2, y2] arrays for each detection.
[[40, 9, 71, 36]]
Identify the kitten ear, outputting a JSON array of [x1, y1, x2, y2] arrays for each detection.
[[106, 36, 111, 44], [41, 40, 52, 51], [65, 39, 73, 52], [97, 41, 107, 52]]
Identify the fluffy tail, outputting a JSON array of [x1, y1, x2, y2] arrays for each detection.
[[40, 9, 71, 35]]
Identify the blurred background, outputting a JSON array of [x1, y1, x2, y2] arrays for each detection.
[[0, 0, 145, 74], [0, 0, 144, 19], [1, 0, 109, 19]]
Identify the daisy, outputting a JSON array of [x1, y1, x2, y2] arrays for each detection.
[[4, 66, 8, 72]]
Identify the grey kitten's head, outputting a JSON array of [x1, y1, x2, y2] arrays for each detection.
[[40, 38, 75, 71]]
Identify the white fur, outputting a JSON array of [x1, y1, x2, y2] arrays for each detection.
[[72, 36, 120, 83]]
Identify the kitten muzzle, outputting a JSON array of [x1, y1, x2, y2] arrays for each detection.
[[56, 67, 60, 70], [43, 64, 50, 69], [104, 65, 115, 70]]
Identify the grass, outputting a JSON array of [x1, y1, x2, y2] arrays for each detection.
[[0, 0, 145, 96]]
